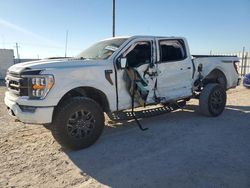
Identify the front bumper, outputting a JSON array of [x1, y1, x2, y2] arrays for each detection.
[[4, 93, 54, 124]]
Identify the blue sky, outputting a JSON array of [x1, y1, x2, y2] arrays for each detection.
[[0, 0, 249, 58]]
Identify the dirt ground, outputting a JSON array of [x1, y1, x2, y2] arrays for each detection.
[[0, 84, 249, 188]]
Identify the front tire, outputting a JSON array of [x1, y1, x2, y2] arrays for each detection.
[[51, 97, 104, 150], [199, 83, 227, 117]]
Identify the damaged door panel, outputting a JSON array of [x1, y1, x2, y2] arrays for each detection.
[[124, 67, 148, 106], [122, 40, 158, 106], [155, 39, 193, 101], [115, 39, 158, 110]]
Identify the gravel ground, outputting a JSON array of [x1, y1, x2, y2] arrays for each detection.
[[0, 85, 249, 188]]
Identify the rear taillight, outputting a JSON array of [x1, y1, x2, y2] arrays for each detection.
[[233, 61, 240, 74]]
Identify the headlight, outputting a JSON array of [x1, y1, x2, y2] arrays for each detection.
[[23, 75, 54, 99]]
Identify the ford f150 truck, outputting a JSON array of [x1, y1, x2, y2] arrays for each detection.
[[5, 36, 240, 150]]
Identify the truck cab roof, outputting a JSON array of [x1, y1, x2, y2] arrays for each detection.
[[103, 35, 186, 41]]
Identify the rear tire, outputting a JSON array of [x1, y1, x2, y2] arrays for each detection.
[[51, 97, 104, 150], [199, 83, 226, 117]]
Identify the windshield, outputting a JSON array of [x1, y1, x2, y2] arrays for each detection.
[[76, 38, 128, 60]]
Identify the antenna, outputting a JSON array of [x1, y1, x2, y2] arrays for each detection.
[[65, 30, 68, 57], [15, 43, 20, 63]]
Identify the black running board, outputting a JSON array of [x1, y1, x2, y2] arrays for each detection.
[[108, 101, 186, 121]]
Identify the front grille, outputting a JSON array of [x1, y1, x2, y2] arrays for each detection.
[[6, 73, 28, 96]]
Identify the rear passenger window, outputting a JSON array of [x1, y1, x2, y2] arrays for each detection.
[[159, 40, 186, 62]]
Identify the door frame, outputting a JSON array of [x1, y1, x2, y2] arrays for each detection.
[[113, 37, 157, 110], [154, 37, 193, 101]]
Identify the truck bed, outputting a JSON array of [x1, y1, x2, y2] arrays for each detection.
[[192, 55, 239, 89]]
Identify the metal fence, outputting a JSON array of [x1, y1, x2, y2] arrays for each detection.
[[239, 52, 250, 76], [212, 51, 250, 76]]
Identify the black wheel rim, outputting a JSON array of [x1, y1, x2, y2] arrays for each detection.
[[210, 90, 224, 113], [67, 110, 95, 139]]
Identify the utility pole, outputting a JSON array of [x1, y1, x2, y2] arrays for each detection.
[[15, 43, 20, 63], [65, 30, 68, 57], [112, 0, 115, 37]]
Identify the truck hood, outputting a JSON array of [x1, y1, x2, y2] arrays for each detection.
[[8, 58, 106, 74]]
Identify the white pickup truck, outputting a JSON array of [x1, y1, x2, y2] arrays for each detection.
[[5, 36, 240, 150]]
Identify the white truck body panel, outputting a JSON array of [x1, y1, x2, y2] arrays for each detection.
[[6, 59, 117, 109], [4, 36, 240, 124], [193, 56, 239, 89], [155, 37, 193, 101]]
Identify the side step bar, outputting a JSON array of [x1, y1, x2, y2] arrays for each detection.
[[108, 101, 186, 121]]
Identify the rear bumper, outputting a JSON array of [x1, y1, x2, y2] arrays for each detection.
[[4, 93, 54, 124]]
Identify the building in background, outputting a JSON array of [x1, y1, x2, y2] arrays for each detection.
[[0, 49, 14, 79], [0, 48, 41, 79]]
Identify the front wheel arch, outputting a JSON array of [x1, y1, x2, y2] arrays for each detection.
[[55, 86, 110, 113]]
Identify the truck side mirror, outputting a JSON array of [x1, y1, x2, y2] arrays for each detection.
[[120, 58, 127, 69]]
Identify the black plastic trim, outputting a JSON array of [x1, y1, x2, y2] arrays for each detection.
[[104, 70, 114, 85]]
